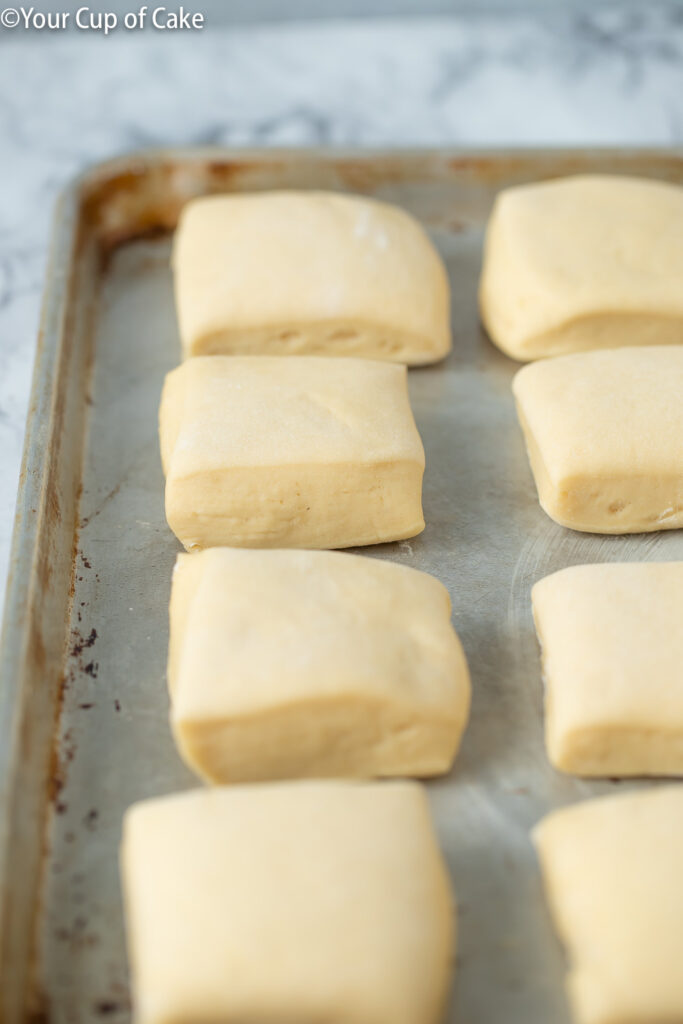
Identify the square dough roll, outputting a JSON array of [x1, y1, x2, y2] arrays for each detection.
[[534, 786, 683, 1024], [479, 174, 683, 360], [121, 781, 455, 1024], [159, 355, 425, 550], [513, 346, 683, 534], [168, 548, 471, 783], [532, 562, 683, 777], [173, 190, 451, 364]]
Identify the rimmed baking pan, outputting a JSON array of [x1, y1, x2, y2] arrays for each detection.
[[1, 147, 682, 1023]]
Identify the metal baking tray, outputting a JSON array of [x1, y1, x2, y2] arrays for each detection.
[[1, 147, 682, 1024]]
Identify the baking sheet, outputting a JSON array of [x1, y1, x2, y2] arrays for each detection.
[[1, 148, 683, 1024]]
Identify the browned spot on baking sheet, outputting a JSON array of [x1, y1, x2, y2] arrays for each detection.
[[83, 808, 98, 830], [94, 998, 130, 1017], [79, 480, 123, 528], [70, 627, 97, 659]]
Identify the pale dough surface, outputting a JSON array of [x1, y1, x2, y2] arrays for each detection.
[[159, 355, 425, 550], [534, 786, 683, 1024], [513, 346, 683, 533], [168, 548, 471, 783], [173, 190, 451, 364], [479, 174, 683, 360], [532, 562, 683, 776], [121, 781, 454, 1024]]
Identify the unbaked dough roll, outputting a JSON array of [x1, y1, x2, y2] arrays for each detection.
[[534, 786, 683, 1024], [480, 174, 683, 360], [121, 781, 455, 1024], [173, 190, 451, 364], [532, 562, 683, 776], [159, 355, 426, 551], [168, 548, 471, 783], [513, 346, 683, 533]]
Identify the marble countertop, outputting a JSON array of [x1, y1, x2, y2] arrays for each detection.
[[0, 4, 682, 616]]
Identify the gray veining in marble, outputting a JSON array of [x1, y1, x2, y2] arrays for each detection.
[[0, 4, 682, 614]]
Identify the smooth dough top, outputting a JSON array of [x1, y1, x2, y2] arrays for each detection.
[[122, 781, 454, 1024], [480, 174, 683, 359], [173, 190, 451, 364], [169, 547, 467, 708], [534, 786, 683, 1024], [532, 562, 683, 775], [160, 354, 425, 478], [513, 345, 683, 481]]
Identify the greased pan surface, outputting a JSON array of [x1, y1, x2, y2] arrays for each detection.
[[1, 148, 682, 1024]]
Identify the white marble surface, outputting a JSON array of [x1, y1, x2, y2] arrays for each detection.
[[0, 5, 682, 614]]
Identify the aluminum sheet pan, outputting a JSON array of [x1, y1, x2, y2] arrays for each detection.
[[1, 148, 683, 1024]]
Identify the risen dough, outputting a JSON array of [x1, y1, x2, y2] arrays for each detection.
[[534, 786, 683, 1024], [159, 355, 425, 550], [173, 190, 451, 364], [513, 346, 683, 533], [121, 781, 454, 1024], [480, 174, 683, 360], [532, 562, 683, 776], [168, 548, 471, 783]]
